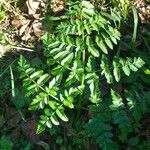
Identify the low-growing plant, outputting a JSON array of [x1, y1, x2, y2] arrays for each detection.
[[19, 0, 123, 132], [111, 0, 131, 19], [18, 0, 149, 149]]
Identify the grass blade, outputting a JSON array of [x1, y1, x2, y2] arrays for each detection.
[[132, 6, 138, 44]]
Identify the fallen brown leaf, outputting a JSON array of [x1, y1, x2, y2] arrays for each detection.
[[19, 20, 31, 36], [11, 16, 30, 28], [26, 0, 41, 16], [32, 20, 45, 37], [21, 25, 32, 41], [52, 0, 65, 13], [26, 0, 46, 19]]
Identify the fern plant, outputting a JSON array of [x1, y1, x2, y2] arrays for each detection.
[[18, 1, 146, 148], [84, 85, 150, 149]]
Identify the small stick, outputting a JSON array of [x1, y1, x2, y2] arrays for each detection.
[[11, 46, 34, 52]]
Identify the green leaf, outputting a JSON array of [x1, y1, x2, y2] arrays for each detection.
[[50, 115, 60, 125], [66, 26, 71, 35], [129, 64, 138, 72], [53, 50, 69, 60], [18, 55, 28, 68], [63, 96, 74, 109], [49, 78, 56, 89], [121, 59, 130, 76], [25, 68, 35, 74], [108, 34, 117, 45], [82, 1, 94, 9], [29, 100, 41, 110], [113, 58, 121, 82], [37, 121, 46, 134], [44, 108, 52, 116], [27, 84, 37, 91], [61, 52, 74, 66], [145, 69, 150, 75], [37, 74, 50, 85], [86, 36, 99, 57], [40, 101, 44, 109], [84, 20, 91, 34], [96, 36, 108, 54], [49, 43, 66, 56], [110, 89, 124, 110], [86, 56, 95, 72], [48, 101, 58, 110], [113, 67, 121, 82], [66, 36, 74, 45], [76, 20, 82, 35], [113, 110, 132, 142], [65, 72, 76, 86], [123, 64, 130, 76], [76, 37, 82, 47], [56, 107, 68, 122], [71, 25, 76, 34], [86, 36, 90, 46], [133, 57, 145, 68], [91, 23, 99, 31], [47, 58, 56, 65], [46, 120, 52, 128], [89, 81, 94, 95], [100, 55, 113, 84], [48, 41, 60, 49], [30, 70, 44, 79], [51, 65, 63, 75], [102, 34, 113, 50], [89, 46, 99, 57]]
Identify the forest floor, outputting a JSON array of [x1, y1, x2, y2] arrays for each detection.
[[0, 0, 150, 150]]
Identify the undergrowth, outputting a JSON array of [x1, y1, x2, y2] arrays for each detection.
[[0, 0, 150, 149]]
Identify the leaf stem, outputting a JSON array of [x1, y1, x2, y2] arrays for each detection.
[[81, 11, 85, 86]]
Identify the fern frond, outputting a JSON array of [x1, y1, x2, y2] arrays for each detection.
[[113, 110, 132, 142], [18, 55, 77, 133], [113, 56, 145, 82]]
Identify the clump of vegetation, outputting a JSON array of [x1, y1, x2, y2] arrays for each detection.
[[0, 0, 150, 149]]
